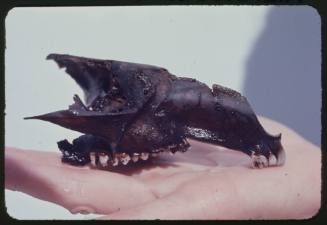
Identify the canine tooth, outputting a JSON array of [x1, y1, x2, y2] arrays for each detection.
[[132, 153, 139, 162], [99, 153, 109, 167], [277, 148, 286, 166], [268, 152, 277, 166], [120, 153, 131, 165], [90, 152, 97, 167], [140, 152, 149, 160]]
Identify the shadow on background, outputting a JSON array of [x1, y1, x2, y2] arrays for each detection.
[[243, 6, 321, 146]]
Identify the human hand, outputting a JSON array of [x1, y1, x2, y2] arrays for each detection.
[[5, 117, 321, 219]]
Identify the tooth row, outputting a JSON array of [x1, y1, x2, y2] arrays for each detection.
[[89, 140, 190, 168], [89, 150, 165, 167]]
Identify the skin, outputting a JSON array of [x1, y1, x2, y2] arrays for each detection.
[[5, 117, 321, 219]]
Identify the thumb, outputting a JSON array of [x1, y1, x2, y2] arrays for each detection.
[[5, 147, 156, 215]]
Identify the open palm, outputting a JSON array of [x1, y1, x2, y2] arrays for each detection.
[[5, 117, 320, 219]]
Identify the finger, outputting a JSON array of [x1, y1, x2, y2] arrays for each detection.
[[98, 171, 244, 220], [97, 194, 210, 220], [5, 147, 157, 215]]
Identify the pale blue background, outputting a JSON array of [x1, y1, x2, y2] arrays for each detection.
[[5, 6, 321, 219]]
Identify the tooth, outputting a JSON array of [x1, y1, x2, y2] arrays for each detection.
[[112, 156, 119, 166], [251, 154, 268, 169], [132, 153, 139, 162], [268, 152, 277, 166], [250, 152, 259, 169], [99, 153, 109, 167], [120, 153, 131, 165], [277, 148, 286, 166], [251, 156, 261, 169], [90, 152, 97, 167], [140, 152, 149, 160], [260, 155, 268, 167]]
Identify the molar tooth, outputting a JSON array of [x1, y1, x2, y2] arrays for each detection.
[[251, 156, 260, 168], [99, 153, 109, 167], [120, 153, 131, 165], [140, 152, 149, 160], [132, 153, 139, 162], [112, 155, 119, 166], [251, 154, 268, 169], [90, 152, 97, 167]]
